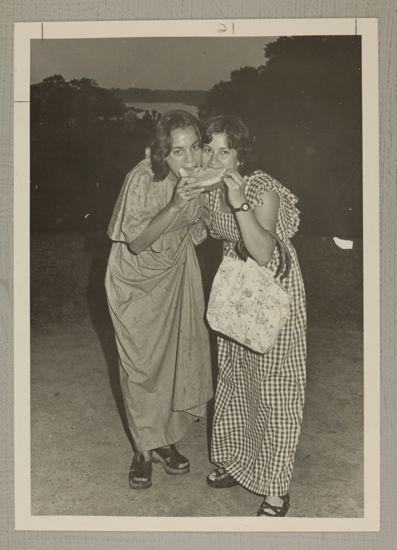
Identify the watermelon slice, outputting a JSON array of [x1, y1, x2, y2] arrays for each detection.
[[179, 166, 225, 191]]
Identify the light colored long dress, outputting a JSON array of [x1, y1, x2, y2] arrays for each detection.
[[208, 170, 307, 497], [105, 160, 213, 452]]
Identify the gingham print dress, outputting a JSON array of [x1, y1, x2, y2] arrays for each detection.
[[208, 170, 307, 497]]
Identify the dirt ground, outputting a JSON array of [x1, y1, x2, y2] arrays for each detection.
[[31, 318, 363, 518], [29, 230, 363, 517]]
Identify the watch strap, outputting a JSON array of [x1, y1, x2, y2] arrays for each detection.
[[231, 202, 250, 213]]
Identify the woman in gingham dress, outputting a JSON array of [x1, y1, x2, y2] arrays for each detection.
[[202, 115, 306, 517]]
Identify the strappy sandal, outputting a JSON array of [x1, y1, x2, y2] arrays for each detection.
[[257, 494, 290, 517], [128, 453, 153, 490], [206, 467, 239, 488], [152, 444, 190, 475]]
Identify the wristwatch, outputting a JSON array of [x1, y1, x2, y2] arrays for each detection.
[[231, 202, 250, 213]]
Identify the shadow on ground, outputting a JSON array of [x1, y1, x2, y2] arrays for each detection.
[[31, 320, 363, 517], [30, 230, 364, 517]]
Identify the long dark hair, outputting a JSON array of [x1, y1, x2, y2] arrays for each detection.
[[150, 110, 202, 181], [202, 114, 259, 175]]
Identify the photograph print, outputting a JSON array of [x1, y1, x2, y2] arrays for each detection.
[[15, 19, 378, 529]]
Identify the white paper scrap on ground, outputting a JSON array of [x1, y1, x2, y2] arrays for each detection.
[[333, 237, 354, 250]]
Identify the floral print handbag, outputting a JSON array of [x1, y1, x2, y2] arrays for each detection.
[[206, 230, 292, 354]]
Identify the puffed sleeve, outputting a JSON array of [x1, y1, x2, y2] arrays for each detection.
[[245, 170, 301, 239], [107, 159, 157, 243]]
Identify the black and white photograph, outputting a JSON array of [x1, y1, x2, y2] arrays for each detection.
[[13, 18, 379, 531]]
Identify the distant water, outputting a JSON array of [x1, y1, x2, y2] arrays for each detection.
[[124, 102, 199, 117]]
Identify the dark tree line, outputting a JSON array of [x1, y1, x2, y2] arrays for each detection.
[[31, 36, 362, 237], [31, 76, 149, 231], [31, 75, 126, 126], [201, 36, 362, 237]]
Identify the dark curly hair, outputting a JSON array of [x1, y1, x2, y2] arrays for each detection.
[[202, 115, 259, 176], [150, 110, 202, 181], [203, 115, 261, 261]]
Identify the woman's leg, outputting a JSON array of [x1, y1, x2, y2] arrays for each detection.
[[259, 374, 305, 496]]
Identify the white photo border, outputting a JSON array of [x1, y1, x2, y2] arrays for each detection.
[[14, 17, 379, 532]]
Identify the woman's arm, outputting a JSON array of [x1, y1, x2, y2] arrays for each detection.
[[128, 177, 203, 254], [223, 172, 280, 266]]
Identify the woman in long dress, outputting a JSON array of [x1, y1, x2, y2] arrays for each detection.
[[203, 115, 307, 516], [105, 110, 213, 490]]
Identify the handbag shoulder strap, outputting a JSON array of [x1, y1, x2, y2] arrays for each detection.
[[236, 229, 292, 281], [262, 228, 291, 280]]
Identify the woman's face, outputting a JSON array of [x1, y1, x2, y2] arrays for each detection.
[[165, 125, 202, 180], [202, 132, 239, 172]]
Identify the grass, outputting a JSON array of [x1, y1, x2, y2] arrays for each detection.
[[30, 231, 363, 331]]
